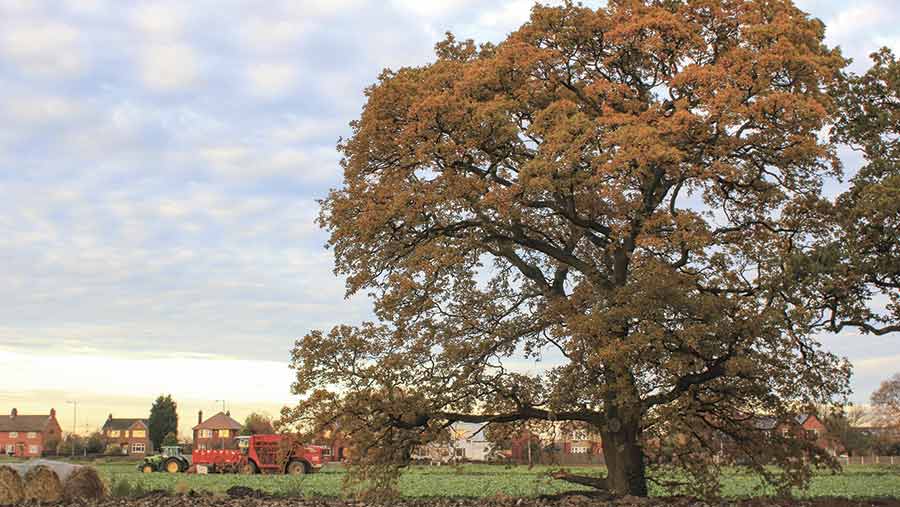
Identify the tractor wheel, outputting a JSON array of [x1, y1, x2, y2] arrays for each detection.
[[286, 460, 307, 475], [164, 459, 182, 473], [141, 464, 155, 474], [240, 461, 258, 475]]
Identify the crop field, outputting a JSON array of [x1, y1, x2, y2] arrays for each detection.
[[72, 461, 900, 498]]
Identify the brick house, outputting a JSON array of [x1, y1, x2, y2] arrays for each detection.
[[192, 411, 241, 450], [101, 415, 152, 456], [557, 427, 604, 457], [752, 413, 843, 455], [0, 408, 63, 457], [311, 427, 351, 463]]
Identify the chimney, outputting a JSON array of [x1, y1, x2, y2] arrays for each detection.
[[50, 408, 56, 417], [198, 410, 203, 425], [225, 410, 230, 417], [108, 414, 113, 421], [10, 408, 16, 419]]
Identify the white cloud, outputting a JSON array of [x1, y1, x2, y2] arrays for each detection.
[[138, 42, 200, 91], [246, 62, 299, 98], [0, 0, 37, 13], [0, 20, 85, 77], [476, 0, 533, 28], [238, 18, 308, 52], [131, 1, 188, 37], [64, 0, 106, 15], [2, 94, 82, 125], [825, 3, 891, 39], [390, 0, 476, 18]]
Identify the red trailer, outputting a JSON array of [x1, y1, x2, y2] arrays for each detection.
[[190, 434, 325, 475]]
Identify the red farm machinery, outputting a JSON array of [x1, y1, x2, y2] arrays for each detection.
[[139, 435, 325, 475]]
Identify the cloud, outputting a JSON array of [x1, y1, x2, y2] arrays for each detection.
[[1, 94, 83, 125], [246, 62, 299, 98], [238, 18, 308, 52], [130, 1, 189, 38], [0, 20, 85, 77], [0, 0, 898, 414], [137, 43, 200, 91]]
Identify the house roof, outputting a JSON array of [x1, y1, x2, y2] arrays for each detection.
[[0, 414, 53, 432], [451, 422, 489, 442], [102, 418, 148, 432], [193, 412, 241, 431], [754, 414, 814, 430]]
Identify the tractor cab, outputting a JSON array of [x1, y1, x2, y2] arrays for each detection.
[[161, 446, 184, 457], [236, 436, 251, 454]]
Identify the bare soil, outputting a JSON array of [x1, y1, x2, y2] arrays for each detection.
[[31, 490, 900, 507]]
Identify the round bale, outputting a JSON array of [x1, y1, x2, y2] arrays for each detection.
[[63, 466, 107, 501], [0, 465, 25, 506], [23, 464, 63, 504]]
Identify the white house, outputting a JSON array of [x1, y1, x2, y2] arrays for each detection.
[[450, 422, 492, 462]]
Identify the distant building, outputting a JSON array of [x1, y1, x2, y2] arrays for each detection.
[[311, 427, 351, 463], [755, 413, 842, 455], [101, 415, 152, 456], [0, 408, 63, 457], [450, 423, 492, 462], [193, 410, 242, 450], [411, 423, 493, 463]]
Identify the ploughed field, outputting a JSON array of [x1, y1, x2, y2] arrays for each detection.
[[87, 462, 900, 499]]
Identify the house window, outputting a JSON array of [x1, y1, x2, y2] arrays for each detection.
[[806, 429, 818, 440], [572, 430, 589, 441], [132, 443, 146, 454], [321, 447, 332, 456], [109, 430, 120, 438], [29, 445, 39, 455], [132, 430, 146, 438], [9, 432, 17, 438], [27, 432, 37, 439], [219, 429, 230, 438], [571, 446, 589, 454], [199, 429, 213, 438], [781, 428, 790, 437], [5, 444, 13, 454], [454, 448, 465, 458]]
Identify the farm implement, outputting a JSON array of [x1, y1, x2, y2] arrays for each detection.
[[137, 435, 325, 475]]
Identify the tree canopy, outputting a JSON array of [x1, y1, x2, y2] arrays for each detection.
[[285, 0, 897, 498], [871, 372, 900, 426], [241, 412, 276, 435], [148, 394, 179, 452]]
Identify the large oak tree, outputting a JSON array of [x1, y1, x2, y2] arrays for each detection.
[[279, 0, 898, 497]]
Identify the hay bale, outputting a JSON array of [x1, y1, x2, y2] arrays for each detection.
[[23, 464, 63, 504], [63, 466, 106, 501], [26, 459, 78, 482], [0, 465, 25, 506]]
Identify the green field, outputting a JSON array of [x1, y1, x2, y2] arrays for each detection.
[[25, 460, 898, 498]]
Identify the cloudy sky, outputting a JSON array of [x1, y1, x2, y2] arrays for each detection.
[[1, 0, 898, 436]]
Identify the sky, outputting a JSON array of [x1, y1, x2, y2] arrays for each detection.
[[0, 0, 898, 438]]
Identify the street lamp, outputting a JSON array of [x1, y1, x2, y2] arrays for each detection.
[[65, 400, 77, 457]]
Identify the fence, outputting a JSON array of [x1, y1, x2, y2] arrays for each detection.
[[504, 451, 606, 466], [837, 456, 900, 465]]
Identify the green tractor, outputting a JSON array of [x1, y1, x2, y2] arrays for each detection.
[[137, 446, 191, 473]]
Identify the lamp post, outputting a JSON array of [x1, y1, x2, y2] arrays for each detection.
[[66, 400, 77, 457], [215, 400, 227, 449]]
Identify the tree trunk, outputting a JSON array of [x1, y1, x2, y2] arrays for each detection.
[[600, 418, 647, 496]]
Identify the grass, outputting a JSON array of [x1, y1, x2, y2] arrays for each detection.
[[3, 457, 899, 498]]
